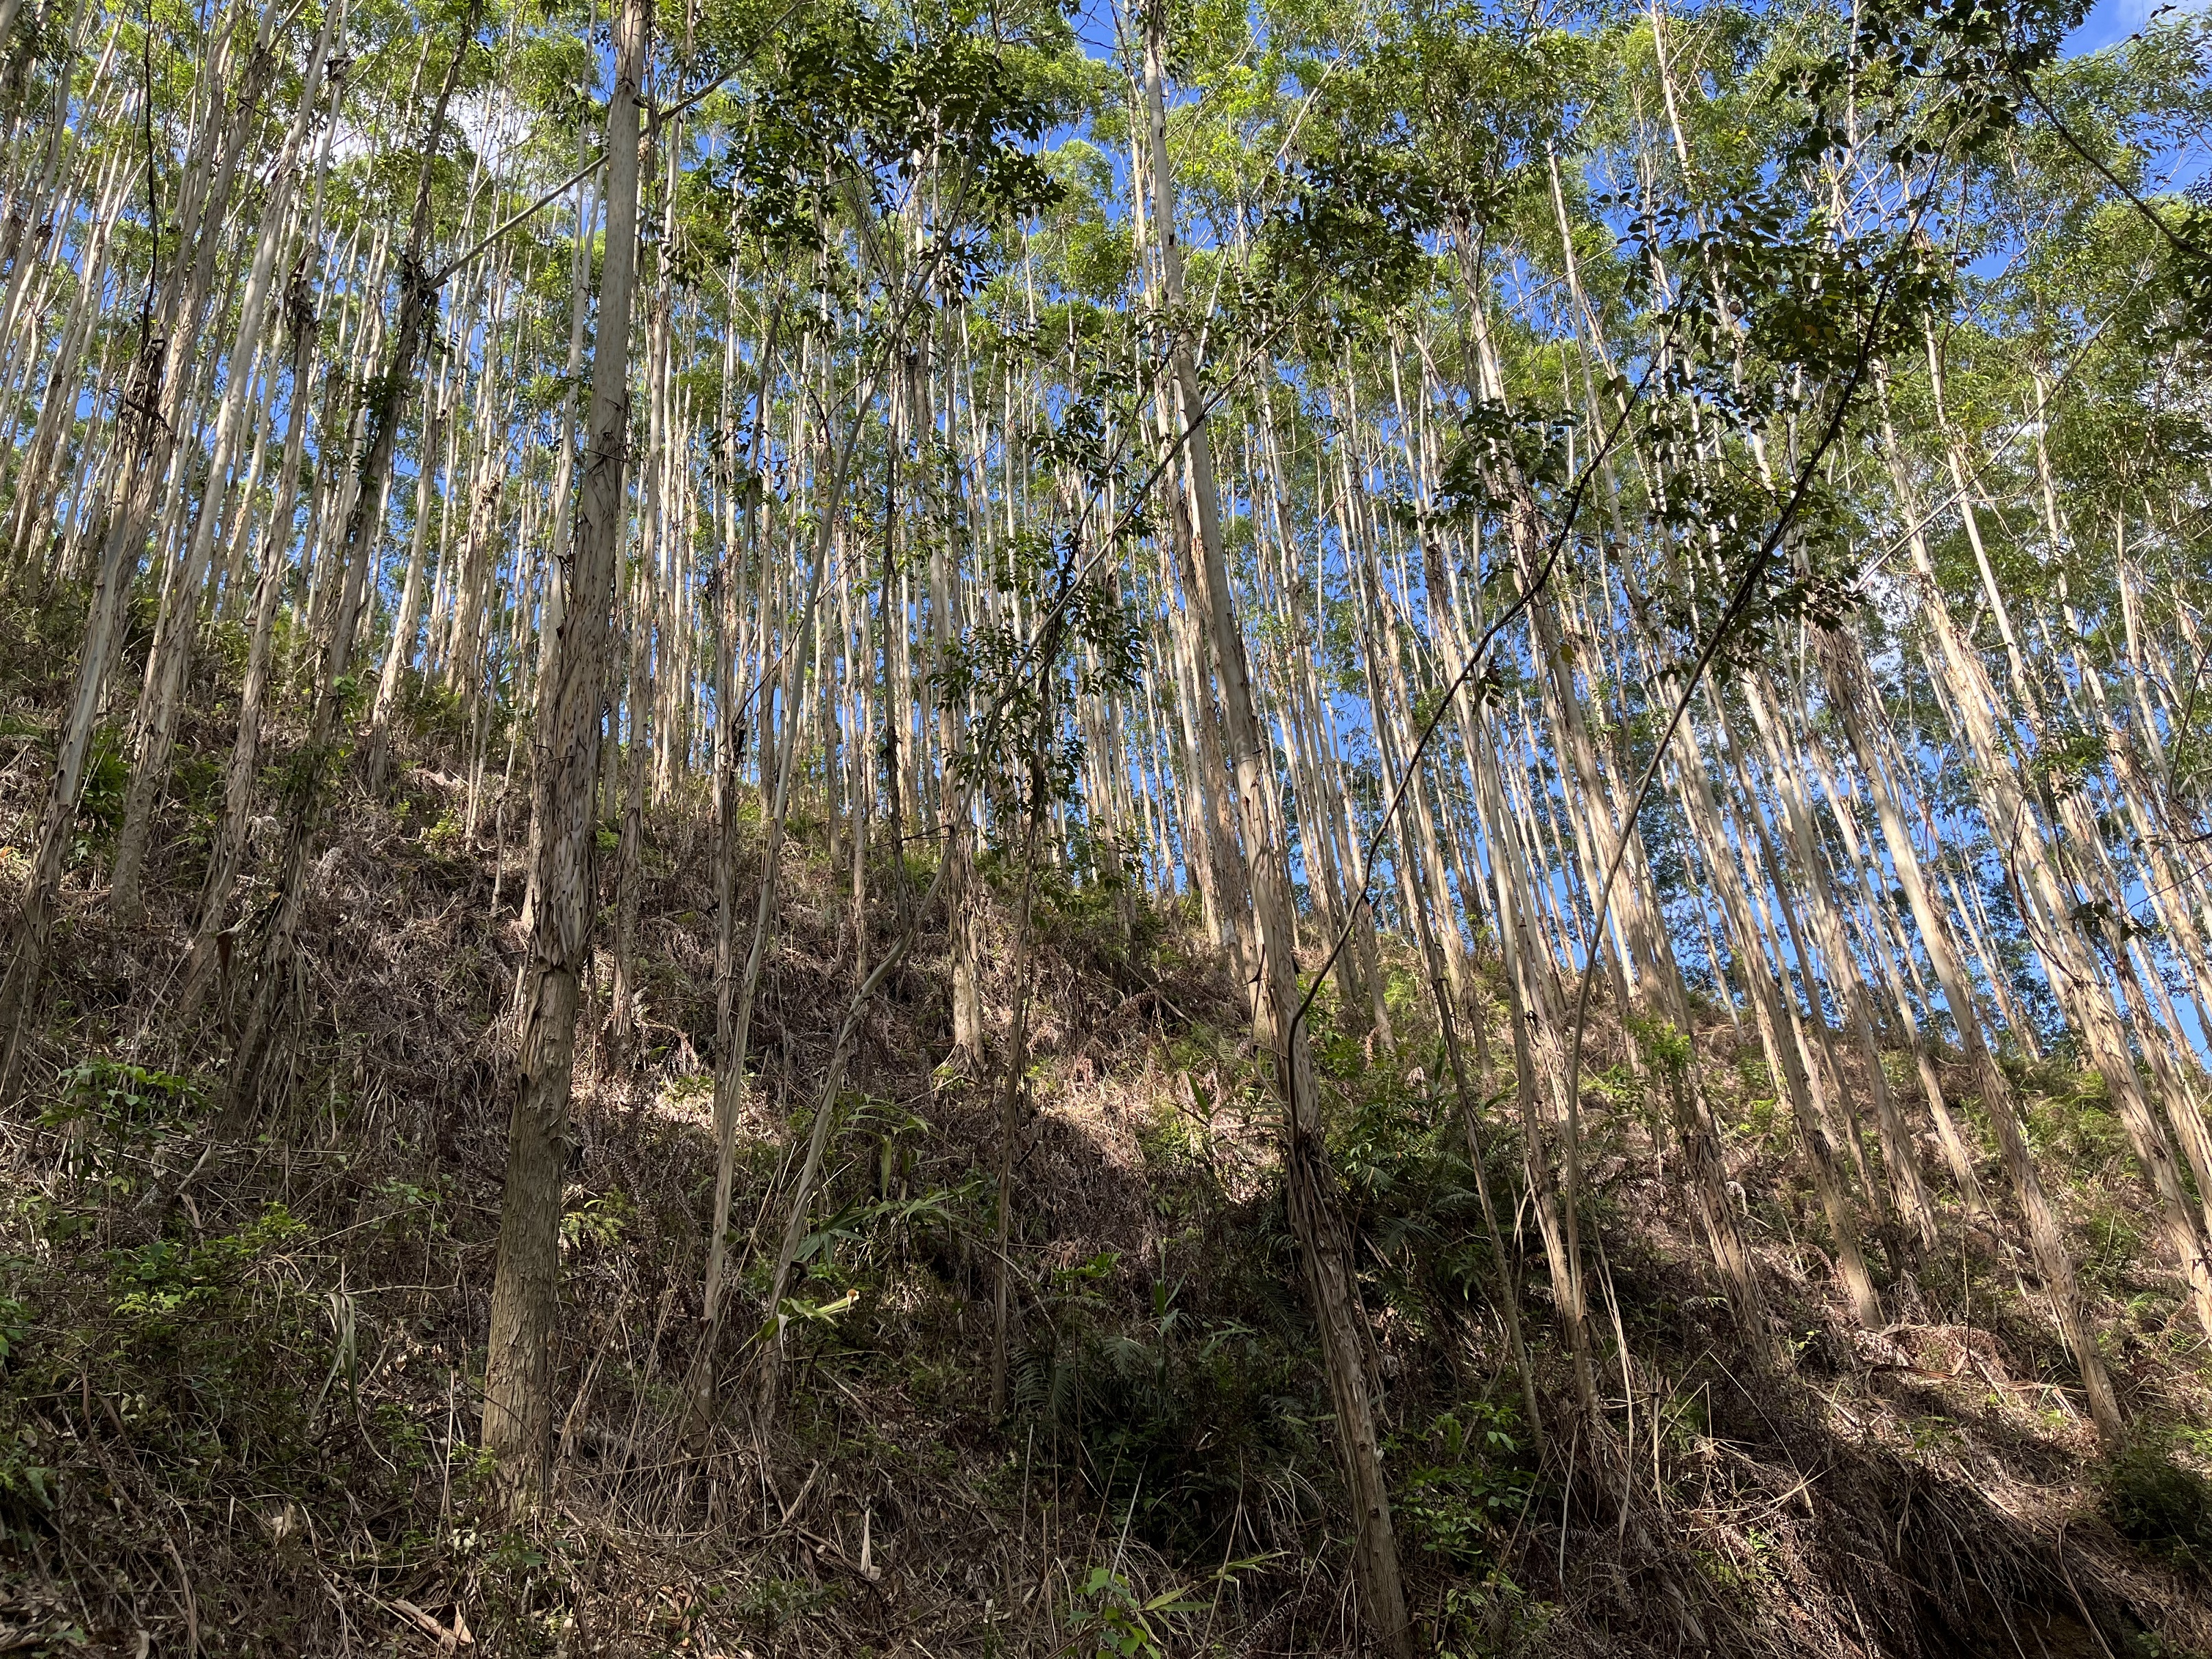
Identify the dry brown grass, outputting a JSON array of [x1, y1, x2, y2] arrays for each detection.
[[0, 636, 2207, 1656]]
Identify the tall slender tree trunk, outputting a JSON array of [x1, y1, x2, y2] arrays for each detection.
[[1138, 12, 1408, 1647], [988, 758, 1048, 1416], [223, 9, 477, 1116], [481, 0, 648, 1509], [1818, 624, 2125, 1443], [109, 5, 341, 921]]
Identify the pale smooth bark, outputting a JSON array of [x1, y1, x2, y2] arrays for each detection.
[[1139, 13, 1408, 1647]]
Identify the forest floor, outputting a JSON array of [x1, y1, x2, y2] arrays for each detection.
[[1, 608, 2211, 1656]]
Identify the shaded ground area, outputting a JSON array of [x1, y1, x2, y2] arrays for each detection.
[[0, 618, 2208, 1655]]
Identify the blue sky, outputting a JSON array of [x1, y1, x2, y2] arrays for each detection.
[[1073, 0, 2202, 60], [1062, 0, 2206, 73], [2068, 0, 2209, 53]]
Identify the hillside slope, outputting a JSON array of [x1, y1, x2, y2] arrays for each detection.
[[1, 608, 2210, 1658]]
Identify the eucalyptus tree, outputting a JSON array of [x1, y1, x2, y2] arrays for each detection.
[[5, 0, 2212, 1619], [671, 0, 1081, 1429], [482, 0, 647, 1510]]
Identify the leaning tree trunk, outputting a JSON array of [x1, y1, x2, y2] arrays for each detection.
[[1138, 13, 1409, 1649], [0, 5, 281, 1084], [179, 263, 324, 1017], [1819, 623, 2126, 1444], [222, 7, 477, 1119], [108, 5, 341, 922], [0, 328, 167, 1093]]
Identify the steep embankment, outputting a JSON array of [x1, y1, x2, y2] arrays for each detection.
[[0, 605, 2209, 1656]]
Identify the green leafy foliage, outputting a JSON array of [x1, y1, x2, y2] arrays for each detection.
[[1065, 1564, 1207, 1658], [1391, 1401, 1537, 1567], [2102, 1436, 2212, 1564], [40, 1058, 206, 1204]]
